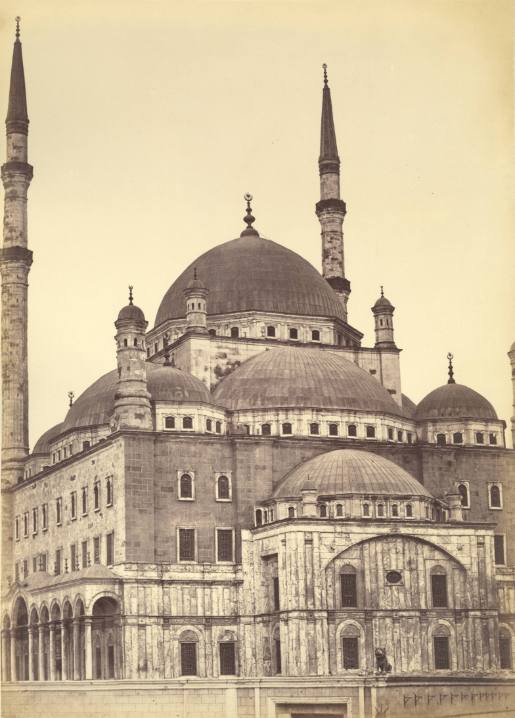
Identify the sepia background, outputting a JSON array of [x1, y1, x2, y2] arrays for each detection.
[[0, 0, 513, 448]]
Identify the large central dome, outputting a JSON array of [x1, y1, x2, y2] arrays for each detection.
[[154, 235, 346, 327]]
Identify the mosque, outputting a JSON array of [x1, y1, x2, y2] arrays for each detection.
[[1, 20, 514, 718]]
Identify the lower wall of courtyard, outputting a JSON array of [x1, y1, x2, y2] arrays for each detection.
[[2, 676, 515, 718]]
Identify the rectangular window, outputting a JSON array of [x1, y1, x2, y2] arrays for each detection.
[[32, 507, 38, 534], [366, 425, 376, 438], [489, 433, 497, 445], [55, 549, 62, 575], [219, 642, 236, 675], [39, 553, 47, 572], [275, 638, 282, 674], [106, 531, 114, 565], [500, 638, 512, 669], [476, 432, 484, 444], [273, 576, 280, 610], [81, 487, 88, 515], [15, 516, 19, 541], [15, 562, 20, 581], [82, 540, 88, 569], [431, 574, 448, 607], [56, 497, 62, 525], [94, 481, 100, 510], [494, 535, 506, 566], [216, 529, 234, 562], [397, 430, 403, 442], [33, 556, 37, 573], [407, 432, 413, 444], [23, 512, 29, 537], [93, 536, 101, 564], [70, 491, 77, 520], [341, 573, 357, 607], [178, 528, 196, 562], [23, 559, 28, 578], [180, 643, 197, 676], [71, 543, 78, 571], [42, 503, 48, 530], [329, 423, 338, 436], [106, 477, 113, 506], [387, 427, 394, 440], [342, 637, 359, 669], [434, 636, 450, 669]]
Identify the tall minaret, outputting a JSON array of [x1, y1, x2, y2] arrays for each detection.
[[1, 18, 33, 489], [315, 63, 350, 320], [508, 341, 515, 447]]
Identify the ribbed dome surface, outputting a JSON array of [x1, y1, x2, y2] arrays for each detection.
[[117, 304, 145, 322], [274, 448, 432, 498], [62, 364, 212, 431], [155, 236, 346, 326], [415, 383, 497, 421], [213, 347, 403, 415], [33, 422, 64, 454]]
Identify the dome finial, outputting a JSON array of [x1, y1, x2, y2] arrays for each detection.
[[323, 63, 328, 86], [15, 16, 21, 40], [241, 193, 259, 237], [128, 285, 134, 305], [380, 285, 384, 297], [68, 390, 74, 407], [447, 352, 455, 384]]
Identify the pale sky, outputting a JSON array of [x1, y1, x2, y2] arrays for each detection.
[[1, 0, 514, 448]]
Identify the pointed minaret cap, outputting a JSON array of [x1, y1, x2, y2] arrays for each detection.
[[319, 64, 339, 173], [6, 17, 29, 134]]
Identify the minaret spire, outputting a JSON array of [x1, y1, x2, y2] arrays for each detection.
[[315, 64, 350, 320], [6, 17, 29, 135]]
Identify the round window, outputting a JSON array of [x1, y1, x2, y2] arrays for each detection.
[[386, 570, 402, 584]]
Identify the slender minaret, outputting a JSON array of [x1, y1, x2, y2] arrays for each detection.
[[184, 268, 208, 334], [1, 18, 33, 489], [113, 287, 152, 430], [508, 341, 515, 446], [315, 64, 350, 320], [371, 286, 396, 348]]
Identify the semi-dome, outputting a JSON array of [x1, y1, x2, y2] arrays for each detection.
[[415, 383, 497, 421], [155, 236, 346, 326], [213, 346, 403, 415], [62, 364, 212, 432], [274, 448, 432, 498], [33, 422, 65, 454]]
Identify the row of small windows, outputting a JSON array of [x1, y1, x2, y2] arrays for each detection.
[[456, 482, 503, 510], [177, 473, 231, 501], [15, 532, 115, 581], [338, 566, 449, 608], [436, 432, 498, 446], [52, 440, 95, 464], [164, 416, 223, 433], [179, 636, 237, 676], [258, 422, 412, 442], [14, 478, 113, 540], [177, 528, 235, 563]]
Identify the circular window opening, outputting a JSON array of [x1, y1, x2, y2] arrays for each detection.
[[386, 570, 402, 584]]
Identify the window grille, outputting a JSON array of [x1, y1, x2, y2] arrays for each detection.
[[342, 637, 359, 669], [179, 529, 195, 561], [433, 636, 450, 669], [431, 573, 448, 607], [219, 642, 236, 675], [217, 475, 230, 500], [180, 643, 197, 675], [217, 529, 233, 562], [341, 573, 357, 607], [180, 473, 193, 499]]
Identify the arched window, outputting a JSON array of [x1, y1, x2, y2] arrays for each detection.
[[348, 424, 357, 437], [282, 422, 292, 435], [123, 338, 128, 347], [377, 504, 384, 517], [230, 327, 239, 338], [499, 628, 513, 669], [406, 503, 413, 518], [255, 509, 263, 527], [311, 330, 320, 341], [341, 624, 360, 669], [453, 432, 463, 444], [340, 567, 358, 607], [310, 422, 319, 435], [336, 503, 343, 517], [436, 433, 446, 446], [363, 503, 370, 517], [329, 423, 338, 436], [457, 483, 469, 507], [93, 483, 100, 510], [182, 416, 193, 429], [288, 506, 296, 519], [261, 423, 271, 436], [319, 504, 327, 518], [366, 426, 375, 438], [433, 625, 451, 669], [476, 432, 484, 444], [267, 326, 276, 338], [489, 484, 502, 508], [208, 328, 216, 336], [106, 477, 113, 507], [217, 475, 231, 500], [206, 418, 212, 431], [289, 328, 298, 340], [431, 567, 448, 607], [215, 421, 222, 433], [179, 473, 193, 499], [391, 504, 399, 517]]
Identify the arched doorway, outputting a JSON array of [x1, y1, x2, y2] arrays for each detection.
[[13, 597, 29, 680], [91, 597, 121, 679], [2, 615, 11, 681], [30, 607, 39, 680]]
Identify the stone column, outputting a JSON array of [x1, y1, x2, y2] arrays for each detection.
[[10, 629, 16, 681], [48, 623, 56, 681], [2, 630, 10, 681], [38, 625, 45, 680], [84, 619, 93, 680], [72, 620, 80, 679], [61, 622, 68, 680], [28, 628, 34, 680]]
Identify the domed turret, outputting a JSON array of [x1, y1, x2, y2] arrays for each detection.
[[183, 268, 208, 334], [371, 286, 396, 348]]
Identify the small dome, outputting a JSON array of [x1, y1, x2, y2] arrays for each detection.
[[213, 347, 403, 415], [274, 449, 433, 499], [61, 364, 212, 432], [415, 383, 497, 421], [155, 235, 346, 326], [373, 295, 393, 310], [117, 303, 146, 323], [32, 422, 64, 454]]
